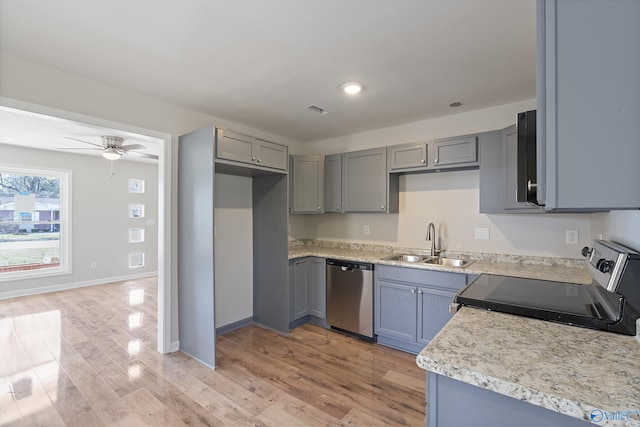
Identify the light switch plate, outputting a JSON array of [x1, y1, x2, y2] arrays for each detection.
[[363, 225, 370, 235], [475, 227, 490, 240], [566, 229, 579, 245]]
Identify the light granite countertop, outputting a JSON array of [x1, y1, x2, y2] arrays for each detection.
[[416, 308, 640, 426], [288, 242, 592, 284]]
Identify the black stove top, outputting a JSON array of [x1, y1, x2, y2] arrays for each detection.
[[455, 274, 623, 330], [453, 240, 640, 335]]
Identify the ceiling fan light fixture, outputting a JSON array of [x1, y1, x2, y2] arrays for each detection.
[[102, 148, 122, 160], [341, 82, 362, 95]]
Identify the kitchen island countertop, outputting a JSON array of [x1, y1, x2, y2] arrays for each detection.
[[416, 307, 640, 426]]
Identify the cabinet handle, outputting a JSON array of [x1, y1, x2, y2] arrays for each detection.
[[381, 205, 385, 210], [252, 156, 256, 161], [421, 159, 425, 164], [411, 289, 416, 294], [435, 158, 439, 164], [418, 290, 423, 294], [317, 206, 321, 210], [257, 158, 262, 163], [336, 206, 340, 211]]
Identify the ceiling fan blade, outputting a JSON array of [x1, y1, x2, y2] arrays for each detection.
[[137, 153, 159, 160], [65, 136, 103, 148], [121, 144, 146, 151], [56, 147, 102, 150]]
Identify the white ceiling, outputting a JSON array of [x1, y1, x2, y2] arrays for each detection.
[[0, 0, 536, 145]]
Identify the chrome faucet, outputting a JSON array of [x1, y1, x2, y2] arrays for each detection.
[[426, 222, 438, 257]]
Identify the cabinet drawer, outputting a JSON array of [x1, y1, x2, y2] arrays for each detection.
[[376, 265, 466, 291]]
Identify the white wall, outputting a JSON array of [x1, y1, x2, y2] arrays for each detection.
[[592, 211, 640, 251], [290, 100, 596, 259], [0, 144, 158, 296], [214, 174, 253, 327]]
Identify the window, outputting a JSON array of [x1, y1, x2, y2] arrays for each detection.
[[0, 165, 71, 280]]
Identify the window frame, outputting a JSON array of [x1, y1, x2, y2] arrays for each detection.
[[0, 164, 72, 281]]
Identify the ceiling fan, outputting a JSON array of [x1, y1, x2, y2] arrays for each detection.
[[57, 135, 159, 160]]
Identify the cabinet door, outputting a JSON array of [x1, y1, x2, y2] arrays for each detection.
[[309, 257, 326, 319], [217, 129, 255, 165], [375, 280, 417, 342], [503, 126, 541, 212], [254, 139, 288, 170], [324, 154, 343, 213], [292, 259, 309, 320], [432, 136, 478, 167], [418, 287, 456, 346], [389, 143, 428, 171], [343, 148, 388, 213], [539, 0, 640, 210], [290, 156, 324, 213]]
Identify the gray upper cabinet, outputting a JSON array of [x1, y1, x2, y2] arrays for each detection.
[[537, 0, 640, 210], [324, 154, 343, 213], [431, 135, 478, 168], [389, 143, 428, 171], [389, 135, 479, 174], [216, 129, 288, 172], [343, 148, 399, 213], [289, 155, 324, 214], [479, 128, 543, 214]]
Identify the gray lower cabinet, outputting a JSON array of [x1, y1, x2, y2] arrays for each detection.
[[536, 0, 640, 210], [343, 148, 399, 213], [375, 265, 467, 354], [216, 128, 288, 171], [426, 372, 592, 427], [289, 257, 326, 328], [289, 155, 324, 214], [324, 154, 343, 213]]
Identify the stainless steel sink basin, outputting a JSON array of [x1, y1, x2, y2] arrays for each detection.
[[385, 254, 427, 263], [423, 257, 474, 268]]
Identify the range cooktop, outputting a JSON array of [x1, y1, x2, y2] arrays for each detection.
[[453, 240, 640, 335]]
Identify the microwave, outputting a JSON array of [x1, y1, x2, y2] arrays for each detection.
[[516, 110, 543, 206]]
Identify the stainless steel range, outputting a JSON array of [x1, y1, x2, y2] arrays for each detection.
[[453, 240, 640, 336]]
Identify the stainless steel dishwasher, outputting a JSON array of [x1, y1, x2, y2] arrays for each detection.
[[326, 259, 375, 339]]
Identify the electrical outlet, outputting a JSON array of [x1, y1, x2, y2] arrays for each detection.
[[363, 225, 370, 235], [566, 229, 579, 245], [90, 261, 97, 269]]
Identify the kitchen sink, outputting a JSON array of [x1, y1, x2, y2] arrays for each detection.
[[423, 257, 474, 268], [384, 254, 427, 263]]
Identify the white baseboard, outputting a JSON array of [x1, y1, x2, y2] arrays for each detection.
[[0, 271, 158, 299]]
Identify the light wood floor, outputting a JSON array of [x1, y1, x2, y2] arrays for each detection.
[[0, 277, 426, 426]]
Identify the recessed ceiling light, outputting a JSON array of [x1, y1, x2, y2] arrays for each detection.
[[341, 82, 362, 95], [449, 101, 463, 107]]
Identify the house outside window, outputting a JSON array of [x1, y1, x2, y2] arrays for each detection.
[[0, 165, 71, 280]]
